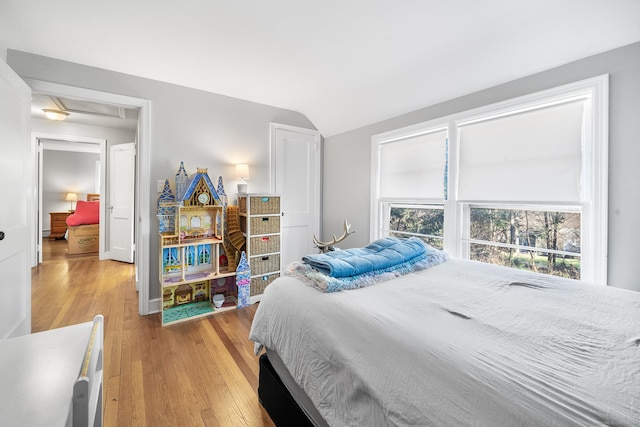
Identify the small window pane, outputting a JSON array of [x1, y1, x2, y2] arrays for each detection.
[[470, 208, 580, 253], [469, 207, 580, 279], [388, 205, 444, 249], [389, 231, 444, 250]]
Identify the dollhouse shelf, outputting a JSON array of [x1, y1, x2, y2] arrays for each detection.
[[160, 236, 223, 248], [161, 269, 236, 287], [161, 300, 237, 326]]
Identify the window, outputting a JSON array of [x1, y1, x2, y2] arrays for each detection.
[[372, 75, 608, 284], [385, 203, 444, 249], [465, 206, 581, 279], [372, 127, 448, 247]]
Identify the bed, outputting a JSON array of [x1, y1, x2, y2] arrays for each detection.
[[249, 238, 640, 426], [66, 196, 100, 255]]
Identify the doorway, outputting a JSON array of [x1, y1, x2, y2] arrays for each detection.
[[26, 78, 152, 315], [36, 136, 105, 264]]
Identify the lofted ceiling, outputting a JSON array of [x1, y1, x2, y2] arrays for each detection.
[[1, 0, 639, 137]]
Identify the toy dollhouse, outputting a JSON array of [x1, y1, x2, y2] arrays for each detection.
[[157, 163, 243, 326]]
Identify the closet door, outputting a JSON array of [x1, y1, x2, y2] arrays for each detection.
[[270, 123, 321, 267]]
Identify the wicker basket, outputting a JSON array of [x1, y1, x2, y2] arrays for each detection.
[[250, 216, 280, 235], [250, 273, 280, 296], [249, 196, 280, 215], [249, 235, 280, 255], [250, 254, 280, 275]]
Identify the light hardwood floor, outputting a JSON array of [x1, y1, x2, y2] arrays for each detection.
[[32, 239, 275, 427]]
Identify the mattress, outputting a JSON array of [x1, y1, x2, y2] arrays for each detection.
[[249, 258, 640, 426]]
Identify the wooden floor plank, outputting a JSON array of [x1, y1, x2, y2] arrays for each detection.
[[32, 239, 275, 427]]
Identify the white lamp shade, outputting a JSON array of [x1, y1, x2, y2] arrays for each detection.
[[235, 163, 250, 179], [65, 192, 78, 202]]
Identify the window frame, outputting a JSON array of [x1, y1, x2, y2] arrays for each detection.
[[371, 75, 608, 284], [381, 201, 445, 247]]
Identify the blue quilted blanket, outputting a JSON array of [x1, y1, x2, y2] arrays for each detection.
[[289, 238, 448, 292], [302, 237, 430, 278]]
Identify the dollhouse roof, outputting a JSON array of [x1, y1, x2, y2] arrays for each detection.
[[175, 161, 189, 201], [217, 176, 226, 196], [181, 168, 221, 204], [158, 179, 175, 204]]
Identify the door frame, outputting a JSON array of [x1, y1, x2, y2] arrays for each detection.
[[25, 79, 153, 316], [35, 135, 106, 264], [269, 122, 322, 257]]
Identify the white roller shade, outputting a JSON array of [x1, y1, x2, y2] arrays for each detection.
[[379, 129, 447, 199], [458, 100, 585, 202]]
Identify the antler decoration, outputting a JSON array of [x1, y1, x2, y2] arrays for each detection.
[[313, 220, 356, 252]]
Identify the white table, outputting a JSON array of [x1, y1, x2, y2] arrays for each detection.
[[0, 318, 102, 426]]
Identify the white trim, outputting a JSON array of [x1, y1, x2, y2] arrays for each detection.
[[25, 79, 153, 315], [148, 298, 161, 314], [40, 139, 101, 153], [371, 120, 449, 242]]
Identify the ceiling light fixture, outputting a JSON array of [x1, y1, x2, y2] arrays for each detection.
[[43, 109, 69, 121]]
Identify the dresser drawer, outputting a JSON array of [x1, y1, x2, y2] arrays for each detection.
[[250, 216, 280, 235], [249, 235, 280, 255], [250, 254, 280, 276], [249, 196, 280, 215], [49, 212, 72, 239], [250, 273, 280, 296], [51, 217, 69, 227]]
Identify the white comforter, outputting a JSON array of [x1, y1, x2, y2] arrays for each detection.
[[249, 259, 640, 426]]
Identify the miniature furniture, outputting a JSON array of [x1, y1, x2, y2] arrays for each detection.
[[0, 315, 104, 427], [158, 165, 239, 326], [49, 211, 73, 240], [238, 193, 282, 302]]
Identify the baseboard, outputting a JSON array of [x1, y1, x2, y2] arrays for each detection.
[[148, 297, 161, 314]]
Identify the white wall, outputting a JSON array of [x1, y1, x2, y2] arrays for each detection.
[[42, 150, 99, 234], [8, 50, 316, 304], [323, 42, 640, 292]]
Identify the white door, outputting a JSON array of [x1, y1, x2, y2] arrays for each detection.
[[0, 59, 32, 338], [108, 143, 135, 263], [271, 123, 321, 267]]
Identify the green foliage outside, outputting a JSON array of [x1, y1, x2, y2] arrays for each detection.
[[470, 208, 581, 280], [389, 206, 444, 249], [388, 205, 581, 280]]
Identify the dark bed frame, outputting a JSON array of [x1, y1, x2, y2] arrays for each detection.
[[258, 354, 315, 427]]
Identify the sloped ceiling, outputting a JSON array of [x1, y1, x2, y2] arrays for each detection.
[[1, 0, 639, 137]]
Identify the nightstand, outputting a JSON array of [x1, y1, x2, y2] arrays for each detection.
[[49, 211, 73, 240]]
